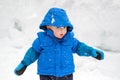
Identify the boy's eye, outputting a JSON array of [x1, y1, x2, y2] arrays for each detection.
[[53, 26, 66, 29], [57, 27, 66, 29]]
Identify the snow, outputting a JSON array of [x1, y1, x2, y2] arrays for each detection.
[[0, 0, 120, 80]]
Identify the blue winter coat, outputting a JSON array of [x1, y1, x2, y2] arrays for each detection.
[[31, 7, 102, 77], [32, 29, 98, 77]]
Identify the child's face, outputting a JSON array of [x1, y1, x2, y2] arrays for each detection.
[[47, 26, 67, 39]]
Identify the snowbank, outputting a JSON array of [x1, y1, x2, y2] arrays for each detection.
[[0, 0, 120, 80]]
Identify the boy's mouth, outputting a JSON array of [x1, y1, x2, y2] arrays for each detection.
[[60, 34, 63, 36], [60, 34, 65, 37], [56, 34, 64, 39]]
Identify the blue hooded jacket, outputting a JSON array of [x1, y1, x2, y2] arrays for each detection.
[[32, 7, 104, 77]]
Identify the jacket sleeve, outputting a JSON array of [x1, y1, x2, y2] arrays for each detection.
[[73, 39, 97, 57], [22, 47, 40, 66], [76, 42, 97, 57], [75, 40, 104, 60], [21, 35, 42, 66]]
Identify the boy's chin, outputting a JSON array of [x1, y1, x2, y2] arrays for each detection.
[[56, 36, 63, 39]]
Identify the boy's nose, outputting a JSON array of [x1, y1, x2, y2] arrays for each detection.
[[58, 30, 62, 34]]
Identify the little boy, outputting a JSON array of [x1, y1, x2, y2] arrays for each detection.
[[14, 7, 104, 80]]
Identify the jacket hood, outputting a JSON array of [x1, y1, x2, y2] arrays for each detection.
[[39, 7, 73, 32]]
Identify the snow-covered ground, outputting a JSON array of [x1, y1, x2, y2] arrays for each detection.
[[0, 0, 120, 80]]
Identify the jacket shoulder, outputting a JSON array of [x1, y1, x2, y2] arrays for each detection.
[[37, 32, 52, 42], [37, 32, 46, 38]]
